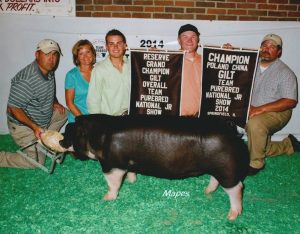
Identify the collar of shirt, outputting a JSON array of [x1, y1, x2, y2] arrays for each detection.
[[184, 53, 201, 63], [33, 60, 55, 81]]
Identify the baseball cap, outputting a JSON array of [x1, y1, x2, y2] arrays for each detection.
[[178, 24, 200, 36], [262, 34, 282, 47], [36, 39, 63, 55]]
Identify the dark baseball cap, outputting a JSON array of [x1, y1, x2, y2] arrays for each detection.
[[178, 24, 200, 36]]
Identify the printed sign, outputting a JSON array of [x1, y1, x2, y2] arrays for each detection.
[[200, 47, 259, 127], [130, 50, 184, 116], [0, 0, 75, 16]]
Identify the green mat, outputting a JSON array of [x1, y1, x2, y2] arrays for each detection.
[[0, 134, 299, 233]]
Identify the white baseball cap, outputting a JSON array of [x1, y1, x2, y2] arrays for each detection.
[[262, 34, 282, 47], [36, 39, 63, 55]]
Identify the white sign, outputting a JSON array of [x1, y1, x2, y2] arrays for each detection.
[[0, 0, 75, 16]]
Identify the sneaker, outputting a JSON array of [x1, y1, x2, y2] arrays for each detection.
[[288, 134, 300, 152], [248, 165, 264, 176]]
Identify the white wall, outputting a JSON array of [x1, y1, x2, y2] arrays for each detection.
[[0, 15, 299, 139]]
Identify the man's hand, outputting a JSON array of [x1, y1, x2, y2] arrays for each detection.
[[222, 43, 233, 49], [249, 98, 297, 119], [249, 105, 264, 118], [53, 102, 66, 114], [33, 126, 45, 139]]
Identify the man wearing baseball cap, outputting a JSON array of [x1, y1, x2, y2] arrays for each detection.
[[178, 24, 202, 116], [0, 39, 67, 168], [246, 33, 299, 175], [37, 39, 63, 55]]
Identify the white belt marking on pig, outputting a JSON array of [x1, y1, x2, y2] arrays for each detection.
[[67, 146, 74, 151]]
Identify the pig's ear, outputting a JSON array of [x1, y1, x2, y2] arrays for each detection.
[[59, 123, 75, 148]]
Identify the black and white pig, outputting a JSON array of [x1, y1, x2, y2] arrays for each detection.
[[59, 114, 249, 221]]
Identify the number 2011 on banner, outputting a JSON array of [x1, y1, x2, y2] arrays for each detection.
[[140, 40, 164, 48]]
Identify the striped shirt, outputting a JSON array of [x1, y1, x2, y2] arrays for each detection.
[[7, 60, 55, 128], [251, 58, 298, 107]]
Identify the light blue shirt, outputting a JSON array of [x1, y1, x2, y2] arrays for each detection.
[[65, 67, 89, 122]]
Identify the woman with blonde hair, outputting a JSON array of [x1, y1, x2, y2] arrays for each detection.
[[65, 39, 96, 122]]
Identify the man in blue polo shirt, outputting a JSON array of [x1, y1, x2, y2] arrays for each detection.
[[0, 39, 67, 168], [246, 34, 299, 175]]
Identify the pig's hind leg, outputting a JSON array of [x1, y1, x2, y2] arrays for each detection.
[[205, 176, 243, 221], [103, 168, 127, 200], [223, 181, 243, 221]]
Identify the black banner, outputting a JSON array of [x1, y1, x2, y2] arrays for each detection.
[[130, 50, 184, 115], [200, 47, 259, 127]]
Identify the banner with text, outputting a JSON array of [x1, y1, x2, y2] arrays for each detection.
[[200, 47, 259, 127], [0, 0, 75, 16], [130, 50, 184, 116]]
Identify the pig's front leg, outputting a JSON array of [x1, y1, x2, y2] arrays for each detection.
[[126, 172, 137, 183], [103, 168, 127, 200], [223, 181, 243, 221], [205, 176, 219, 194]]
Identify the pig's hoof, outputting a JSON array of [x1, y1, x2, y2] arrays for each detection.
[[127, 172, 137, 183], [227, 209, 240, 221], [204, 187, 214, 194], [204, 187, 210, 194], [204, 189, 213, 200], [102, 193, 117, 201]]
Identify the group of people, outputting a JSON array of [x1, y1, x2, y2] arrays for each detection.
[[0, 24, 299, 176]]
